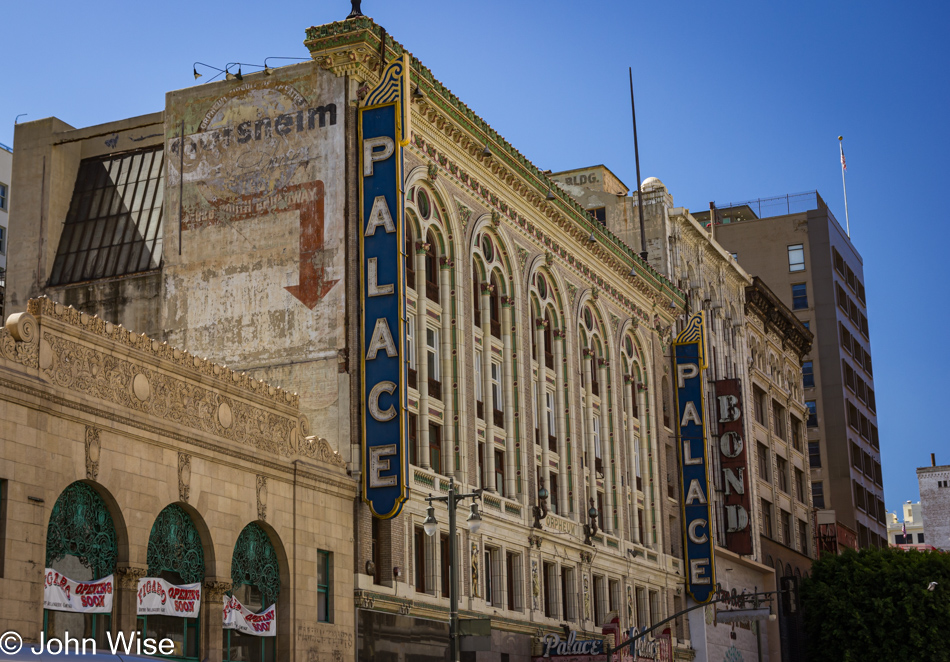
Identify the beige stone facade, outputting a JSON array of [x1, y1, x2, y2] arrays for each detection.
[[0, 298, 356, 661]]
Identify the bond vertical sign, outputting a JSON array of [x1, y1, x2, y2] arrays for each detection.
[[360, 55, 411, 518], [714, 379, 753, 555], [674, 313, 715, 603]]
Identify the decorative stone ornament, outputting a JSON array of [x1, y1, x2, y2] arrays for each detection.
[[178, 453, 191, 503], [85, 426, 101, 481], [257, 475, 268, 521]]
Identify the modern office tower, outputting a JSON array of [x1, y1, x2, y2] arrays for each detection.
[[696, 192, 885, 550]]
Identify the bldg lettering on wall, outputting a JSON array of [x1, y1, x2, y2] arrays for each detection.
[[360, 55, 411, 519], [714, 378, 753, 555], [673, 313, 716, 603]]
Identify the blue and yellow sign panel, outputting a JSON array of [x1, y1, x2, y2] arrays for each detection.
[[673, 312, 716, 603], [360, 56, 411, 519]]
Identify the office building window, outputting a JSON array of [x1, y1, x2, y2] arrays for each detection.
[[808, 441, 821, 468], [757, 443, 770, 482], [491, 361, 503, 419], [918, 533, 926, 544], [802, 361, 814, 388], [794, 468, 806, 502], [543, 562, 557, 618], [812, 482, 825, 509], [761, 499, 773, 538], [593, 575, 606, 626], [440, 533, 450, 598], [790, 416, 804, 452], [787, 244, 805, 272], [414, 527, 427, 593], [427, 327, 440, 394], [494, 450, 505, 494], [799, 520, 809, 554], [317, 550, 331, 622], [0, 183, 7, 211], [636, 587, 647, 629], [560, 567, 576, 621], [780, 510, 792, 545], [791, 283, 808, 310], [589, 207, 606, 224], [429, 423, 442, 475], [805, 401, 818, 427], [802, 320, 810, 330], [484, 547, 500, 607], [753, 386, 767, 426], [833, 247, 844, 275], [0, 226, 5, 255], [506, 551, 523, 611], [474, 350, 482, 406], [649, 590, 661, 628], [776, 455, 789, 493], [772, 401, 787, 440]]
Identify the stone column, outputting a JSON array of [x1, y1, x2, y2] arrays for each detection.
[[415, 245, 430, 469], [480, 284, 496, 490], [624, 377, 641, 544], [201, 579, 231, 662], [501, 296, 517, 498], [439, 258, 456, 479], [553, 329, 571, 517], [114, 565, 147, 638], [583, 349, 598, 514], [598, 358, 614, 534], [535, 318, 551, 498]]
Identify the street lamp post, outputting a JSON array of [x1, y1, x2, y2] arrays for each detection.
[[423, 477, 483, 662]]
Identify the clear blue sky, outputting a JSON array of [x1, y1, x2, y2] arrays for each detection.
[[4, 1, 947, 515]]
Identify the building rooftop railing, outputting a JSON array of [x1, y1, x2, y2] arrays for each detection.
[[696, 190, 839, 228], [0, 142, 11, 153]]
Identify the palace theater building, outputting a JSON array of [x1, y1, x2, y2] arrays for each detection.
[[4, 12, 719, 662]]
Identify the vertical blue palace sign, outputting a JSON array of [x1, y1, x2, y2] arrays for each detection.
[[360, 56, 411, 519], [674, 313, 716, 602]]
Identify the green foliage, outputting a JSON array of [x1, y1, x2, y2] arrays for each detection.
[[802, 547, 950, 661]]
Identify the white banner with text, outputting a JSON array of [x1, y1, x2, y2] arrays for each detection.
[[136, 577, 201, 618], [223, 595, 276, 637], [44, 569, 114, 614]]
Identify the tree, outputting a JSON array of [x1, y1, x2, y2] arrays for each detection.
[[801, 546, 950, 661]]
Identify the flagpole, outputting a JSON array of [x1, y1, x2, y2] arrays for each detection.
[[838, 135, 850, 237]]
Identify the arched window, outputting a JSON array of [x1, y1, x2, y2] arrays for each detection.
[[144, 504, 205, 660], [489, 273, 501, 339], [224, 523, 281, 662], [45, 482, 118, 646], [424, 230, 439, 303], [662, 376, 672, 429], [405, 222, 415, 290], [472, 260, 481, 327]]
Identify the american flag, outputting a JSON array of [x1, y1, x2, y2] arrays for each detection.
[[840, 145, 847, 172], [902, 521, 907, 536]]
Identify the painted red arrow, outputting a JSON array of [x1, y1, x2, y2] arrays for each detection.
[[284, 180, 340, 309]]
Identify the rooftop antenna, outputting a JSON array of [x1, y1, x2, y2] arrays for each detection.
[[629, 68, 648, 262]]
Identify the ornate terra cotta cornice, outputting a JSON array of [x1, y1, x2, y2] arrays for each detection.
[[303, 18, 685, 312], [744, 277, 813, 358]]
